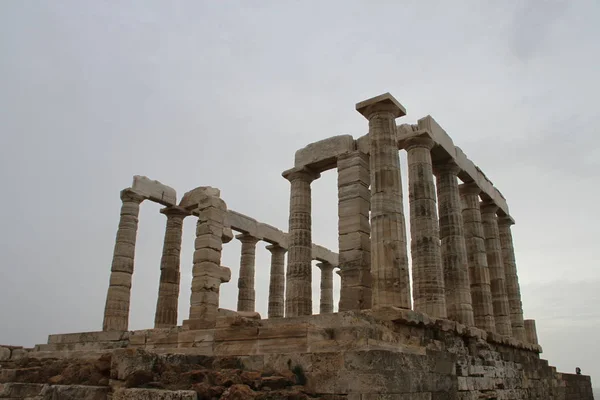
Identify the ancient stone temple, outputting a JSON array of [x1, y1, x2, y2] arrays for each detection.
[[0, 93, 594, 399]]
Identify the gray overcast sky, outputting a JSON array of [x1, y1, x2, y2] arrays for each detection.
[[1, 0, 599, 385]]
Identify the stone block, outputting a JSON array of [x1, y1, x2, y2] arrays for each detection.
[[113, 388, 197, 400], [40, 385, 109, 400], [311, 244, 339, 266], [131, 175, 176, 206], [48, 331, 128, 344], [213, 339, 258, 356], [417, 115, 455, 162], [356, 92, 407, 119], [258, 323, 309, 339], [257, 223, 287, 247], [294, 134, 355, 170], [227, 210, 260, 237], [179, 186, 222, 210], [258, 337, 308, 354], [0, 347, 10, 361]]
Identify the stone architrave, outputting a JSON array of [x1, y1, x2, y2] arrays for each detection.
[[356, 93, 411, 309], [153, 206, 188, 328], [337, 151, 371, 311], [434, 161, 475, 326], [524, 319, 539, 345], [498, 216, 526, 342], [406, 136, 447, 318], [282, 166, 320, 317], [317, 262, 335, 314], [184, 193, 231, 329], [102, 189, 145, 332], [480, 201, 512, 336], [236, 234, 260, 312], [266, 244, 287, 318], [459, 183, 496, 332]]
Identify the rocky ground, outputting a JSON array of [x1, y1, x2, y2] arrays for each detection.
[[0, 349, 346, 399]]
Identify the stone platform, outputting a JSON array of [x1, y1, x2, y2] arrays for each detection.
[[1, 309, 594, 399]]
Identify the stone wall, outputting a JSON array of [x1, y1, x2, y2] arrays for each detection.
[[1, 311, 594, 399]]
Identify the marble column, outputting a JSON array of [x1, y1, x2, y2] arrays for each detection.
[[337, 151, 371, 311], [154, 206, 188, 328], [266, 244, 287, 318], [103, 189, 145, 332], [356, 93, 411, 309], [434, 161, 474, 326], [480, 201, 512, 336], [317, 262, 335, 314], [498, 216, 526, 342], [236, 234, 259, 312], [406, 136, 447, 318], [282, 167, 320, 317], [524, 319, 539, 345], [184, 195, 231, 329], [459, 183, 496, 332]]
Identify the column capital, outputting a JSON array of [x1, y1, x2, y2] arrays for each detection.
[[497, 215, 516, 226], [120, 188, 145, 203], [266, 244, 287, 255], [160, 205, 190, 218], [405, 135, 435, 151], [459, 182, 482, 196], [480, 200, 499, 214], [433, 160, 461, 176], [316, 261, 335, 272], [282, 166, 320, 183], [236, 233, 260, 245], [356, 93, 406, 120]]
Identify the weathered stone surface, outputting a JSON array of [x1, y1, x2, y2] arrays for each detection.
[[406, 135, 446, 319], [266, 245, 286, 318], [459, 183, 495, 333], [282, 166, 320, 317], [103, 189, 145, 332], [480, 201, 512, 337], [113, 388, 197, 399], [294, 134, 355, 171], [317, 262, 334, 314], [236, 234, 260, 313], [357, 93, 411, 309], [132, 175, 177, 206], [179, 186, 220, 209], [434, 161, 474, 326]]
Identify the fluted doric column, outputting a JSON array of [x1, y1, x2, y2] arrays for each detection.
[[406, 136, 446, 318], [282, 167, 320, 317], [459, 183, 496, 332], [480, 201, 512, 336], [337, 150, 371, 311], [266, 244, 287, 318], [434, 161, 474, 326], [103, 189, 145, 331], [524, 319, 539, 345], [317, 262, 335, 314], [154, 206, 188, 328], [498, 216, 526, 342], [237, 234, 259, 312], [356, 93, 411, 309], [184, 194, 231, 329]]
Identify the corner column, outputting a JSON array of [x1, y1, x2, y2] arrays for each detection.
[[459, 183, 496, 332], [337, 151, 371, 311], [498, 216, 526, 341], [524, 319, 539, 345], [282, 167, 320, 317], [236, 234, 260, 312], [356, 93, 411, 309], [317, 262, 335, 314], [154, 206, 189, 328], [266, 244, 287, 318], [480, 201, 512, 336], [102, 189, 145, 331], [406, 136, 446, 318], [184, 195, 231, 329], [434, 161, 475, 326]]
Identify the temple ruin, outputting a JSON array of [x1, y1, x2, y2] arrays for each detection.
[[0, 93, 594, 399]]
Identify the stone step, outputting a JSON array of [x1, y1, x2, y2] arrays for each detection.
[[24, 350, 111, 360], [113, 388, 197, 400], [0, 382, 108, 399]]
